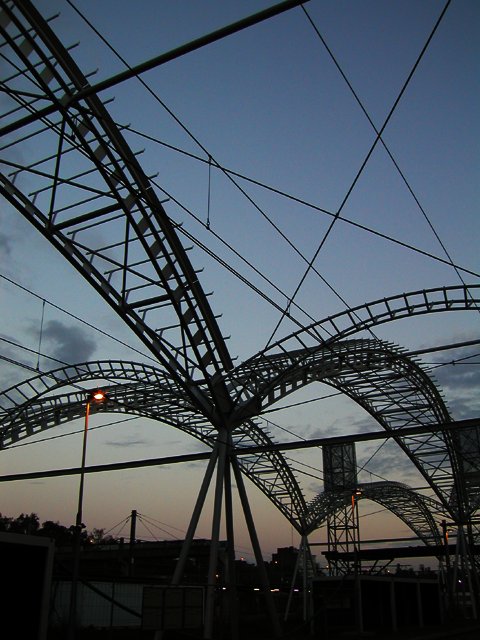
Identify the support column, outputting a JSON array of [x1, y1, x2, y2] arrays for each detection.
[[204, 431, 228, 639], [172, 445, 219, 585], [224, 449, 239, 640], [231, 456, 282, 638], [128, 509, 137, 577], [285, 539, 302, 621]]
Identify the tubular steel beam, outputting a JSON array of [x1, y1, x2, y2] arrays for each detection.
[[0, 0, 309, 137], [324, 544, 480, 561], [2, 417, 478, 483]]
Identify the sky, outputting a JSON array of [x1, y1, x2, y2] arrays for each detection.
[[0, 0, 479, 567]]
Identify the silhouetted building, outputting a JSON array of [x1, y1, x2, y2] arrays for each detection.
[[55, 538, 228, 584]]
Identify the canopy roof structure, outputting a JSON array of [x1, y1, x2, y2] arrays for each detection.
[[0, 1, 479, 633]]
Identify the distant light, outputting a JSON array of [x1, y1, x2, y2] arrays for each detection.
[[91, 390, 106, 402], [254, 588, 260, 592]]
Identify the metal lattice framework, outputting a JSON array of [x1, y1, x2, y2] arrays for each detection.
[[0, 337, 475, 534], [229, 338, 466, 516], [0, 360, 309, 526], [1, 0, 479, 592], [306, 481, 446, 544], [230, 286, 480, 410], [0, 0, 234, 422]]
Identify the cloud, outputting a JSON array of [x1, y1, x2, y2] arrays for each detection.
[[428, 346, 480, 419], [0, 231, 12, 259], [432, 346, 480, 389], [307, 481, 323, 495], [358, 441, 419, 484], [39, 319, 97, 365], [0, 331, 37, 393], [102, 437, 153, 448], [303, 416, 371, 440], [183, 459, 210, 471]]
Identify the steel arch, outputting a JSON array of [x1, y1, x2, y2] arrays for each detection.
[[231, 284, 480, 410], [0, 0, 233, 419], [227, 338, 464, 515], [1, 0, 478, 568], [0, 337, 463, 529], [305, 481, 445, 546], [0, 360, 308, 527]]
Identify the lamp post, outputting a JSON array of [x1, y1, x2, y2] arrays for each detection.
[[68, 389, 106, 639]]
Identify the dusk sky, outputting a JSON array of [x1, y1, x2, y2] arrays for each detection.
[[1, 0, 479, 565]]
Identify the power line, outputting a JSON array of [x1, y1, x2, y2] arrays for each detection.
[[136, 513, 182, 541], [63, 0, 376, 339], [4, 413, 140, 449], [0, 272, 158, 365], [264, 0, 453, 348], [101, 514, 131, 538], [4, 0, 330, 336], [20, 0, 473, 363], [2, 0, 309, 137], [260, 416, 392, 485], [3, 337, 474, 455], [123, 126, 479, 280], [3, 417, 477, 483], [301, 2, 473, 299], [0, 2, 472, 540], [1, 335, 84, 369], [262, 391, 342, 414], [137, 512, 187, 536]]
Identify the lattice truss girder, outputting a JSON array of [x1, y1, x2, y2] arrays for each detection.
[[325, 504, 360, 576], [306, 481, 447, 546], [1, 0, 479, 555], [0, 0, 233, 410], [0, 338, 476, 529], [228, 337, 464, 514], [0, 361, 201, 444], [0, 360, 307, 526], [326, 509, 357, 548], [245, 286, 480, 374]]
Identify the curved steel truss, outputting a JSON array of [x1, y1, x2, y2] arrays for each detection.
[[231, 285, 480, 411], [0, 0, 233, 419], [0, 360, 308, 527], [0, 336, 471, 532], [1, 0, 478, 577], [305, 481, 446, 547], [227, 338, 464, 516]]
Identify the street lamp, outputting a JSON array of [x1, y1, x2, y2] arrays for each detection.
[[76, 390, 105, 532], [68, 389, 106, 639]]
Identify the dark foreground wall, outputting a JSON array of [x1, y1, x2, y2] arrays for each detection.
[[311, 575, 442, 635], [0, 531, 54, 640]]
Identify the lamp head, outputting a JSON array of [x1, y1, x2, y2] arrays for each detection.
[[88, 389, 106, 403]]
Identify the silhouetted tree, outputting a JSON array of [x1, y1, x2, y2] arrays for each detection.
[[89, 527, 117, 545], [0, 513, 120, 547], [0, 512, 39, 534], [38, 520, 74, 546], [0, 513, 13, 531]]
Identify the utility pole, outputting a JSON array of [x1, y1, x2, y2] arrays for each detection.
[[129, 509, 137, 577]]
